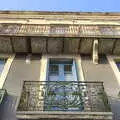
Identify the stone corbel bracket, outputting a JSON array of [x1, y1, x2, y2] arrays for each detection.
[[93, 39, 98, 64]]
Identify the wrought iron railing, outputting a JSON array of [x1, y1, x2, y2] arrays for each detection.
[[0, 89, 6, 104], [17, 81, 111, 112]]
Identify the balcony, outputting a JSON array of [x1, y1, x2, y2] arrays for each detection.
[[16, 81, 112, 120], [0, 89, 6, 104], [0, 23, 120, 37]]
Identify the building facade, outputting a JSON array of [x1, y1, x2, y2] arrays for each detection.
[[0, 11, 120, 120]]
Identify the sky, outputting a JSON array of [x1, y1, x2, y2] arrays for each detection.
[[0, 0, 120, 12]]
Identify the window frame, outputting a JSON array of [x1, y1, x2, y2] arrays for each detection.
[[47, 59, 78, 81], [39, 55, 84, 82], [39, 54, 85, 111]]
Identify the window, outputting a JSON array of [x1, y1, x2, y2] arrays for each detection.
[[114, 59, 120, 72], [116, 61, 120, 71], [48, 59, 77, 81], [44, 59, 83, 111], [0, 59, 6, 76]]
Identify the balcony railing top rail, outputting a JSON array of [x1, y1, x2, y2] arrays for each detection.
[[16, 81, 111, 112]]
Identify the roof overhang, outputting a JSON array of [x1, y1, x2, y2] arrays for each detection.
[[0, 11, 119, 55], [0, 36, 119, 55]]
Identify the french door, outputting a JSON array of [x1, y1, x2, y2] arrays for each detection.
[[48, 59, 78, 81], [44, 59, 83, 111]]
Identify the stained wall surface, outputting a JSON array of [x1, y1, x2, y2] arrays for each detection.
[[81, 55, 120, 120], [0, 54, 120, 120], [0, 54, 41, 120]]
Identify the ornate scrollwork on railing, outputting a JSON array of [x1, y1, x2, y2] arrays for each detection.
[[44, 81, 84, 111], [17, 81, 111, 112]]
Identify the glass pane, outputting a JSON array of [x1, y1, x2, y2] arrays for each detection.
[[0, 59, 6, 75], [49, 65, 59, 81], [64, 65, 72, 73], [49, 65, 58, 72], [64, 64, 73, 81], [116, 62, 120, 71]]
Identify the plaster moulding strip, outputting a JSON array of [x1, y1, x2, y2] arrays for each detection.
[[39, 55, 48, 81], [0, 54, 15, 89], [107, 55, 120, 86], [39, 54, 48, 111]]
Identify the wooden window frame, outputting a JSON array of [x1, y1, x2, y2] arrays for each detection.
[[40, 54, 84, 81], [47, 59, 77, 81]]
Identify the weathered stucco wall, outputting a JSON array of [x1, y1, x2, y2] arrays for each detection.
[[3, 54, 41, 95], [81, 55, 120, 120], [0, 54, 41, 120], [0, 54, 119, 120]]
